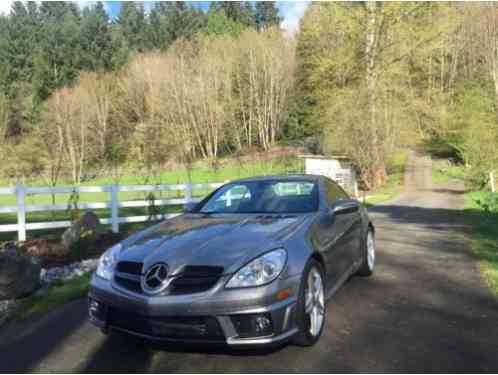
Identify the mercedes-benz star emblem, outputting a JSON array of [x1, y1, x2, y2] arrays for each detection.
[[141, 263, 169, 294]]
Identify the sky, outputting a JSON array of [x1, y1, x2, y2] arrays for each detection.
[[0, 1, 310, 35]]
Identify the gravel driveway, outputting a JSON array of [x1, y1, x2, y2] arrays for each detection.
[[1, 150, 497, 373]]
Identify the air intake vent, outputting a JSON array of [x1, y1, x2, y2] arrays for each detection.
[[116, 261, 143, 275]]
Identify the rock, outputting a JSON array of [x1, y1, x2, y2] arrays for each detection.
[[24, 238, 50, 257], [0, 245, 41, 300], [61, 211, 101, 251], [0, 299, 19, 326], [24, 238, 70, 258]]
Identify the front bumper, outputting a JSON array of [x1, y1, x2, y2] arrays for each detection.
[[88, 273, 301, 347]]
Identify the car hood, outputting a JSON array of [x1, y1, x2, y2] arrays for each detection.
[[117, 213, 311, 275]]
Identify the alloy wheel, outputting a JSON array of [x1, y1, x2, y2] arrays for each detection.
[[304, 267, 325, 337], [367, 230, 375, 270]]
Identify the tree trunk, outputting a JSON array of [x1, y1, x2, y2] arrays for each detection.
[[365, 1, 387, 189]]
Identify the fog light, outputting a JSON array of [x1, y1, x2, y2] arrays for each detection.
[[89, 300, 99, 314], [254, 316, 271, 333], [88, 298, 106, 322], [231, 313, 273, 338]]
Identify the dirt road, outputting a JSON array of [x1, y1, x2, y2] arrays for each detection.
[[1, 151, 497, 373]]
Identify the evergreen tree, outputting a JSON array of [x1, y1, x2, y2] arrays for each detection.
[[240, 2, 256, 28], [3, 2, 40, 88], [117, 2, 149, 52], [34, 2, 82, 100], [254, 1, 281, 30], [80, 2, 113, 70], [160, 2, 206, 43], [218, 1, 256, 27]]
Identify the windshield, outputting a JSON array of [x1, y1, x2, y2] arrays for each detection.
[[199, 180, 318, 214]]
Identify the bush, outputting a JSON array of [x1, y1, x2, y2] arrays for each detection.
[[475, 192, 498, 214]]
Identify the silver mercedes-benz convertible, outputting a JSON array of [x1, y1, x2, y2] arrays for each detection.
[[88, 175, 375, 347]]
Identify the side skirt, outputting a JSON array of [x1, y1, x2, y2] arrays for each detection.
[[325, 262, 359, 301]]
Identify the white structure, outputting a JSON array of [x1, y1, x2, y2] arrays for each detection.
[[301, 155, 358, 197], [0, 182, 224, 241]]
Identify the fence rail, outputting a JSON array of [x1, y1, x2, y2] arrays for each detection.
[[0, 182, 225, 241]]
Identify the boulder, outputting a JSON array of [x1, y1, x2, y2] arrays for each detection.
[[0, 243, 41, 300], [25, 238, 70, 258], [61, 211, 101, 251]]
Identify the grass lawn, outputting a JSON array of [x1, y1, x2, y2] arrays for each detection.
[[463, 191, 498, 296], [15, 273, 92, 321]]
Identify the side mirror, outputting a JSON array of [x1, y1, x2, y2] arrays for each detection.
[[183, 202, 197, 213], [330, 199, 360, 215]]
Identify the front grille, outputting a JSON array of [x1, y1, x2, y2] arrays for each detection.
[[113, 263, 223, 295], [169, 276, 220, 295], [107, 307, 225, 341], [169, 266, 224, 295]]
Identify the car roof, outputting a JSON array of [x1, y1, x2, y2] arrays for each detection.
[[228, 174, 324, 184]]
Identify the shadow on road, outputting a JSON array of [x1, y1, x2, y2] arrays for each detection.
[[0, 299, 89, 373]]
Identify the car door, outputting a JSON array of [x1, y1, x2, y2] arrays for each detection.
[[321, 179, 361, 286]]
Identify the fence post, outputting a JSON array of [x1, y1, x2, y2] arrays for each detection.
[[185, 183, 193, 203], [490, 171, 496, 193], [16, 183, 26, 242], [110, 184, 119, 233]]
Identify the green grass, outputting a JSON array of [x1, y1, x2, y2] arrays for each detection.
[[432, 159, 466, 185], [364, 149, 408, 205], [464, 191, 498, 296], [364, 172, 404, 205], [15, 273, 92, 321]]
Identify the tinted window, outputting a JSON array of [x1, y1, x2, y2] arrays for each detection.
[[200, 180, 318, 214], [324, 179, 348, 206]]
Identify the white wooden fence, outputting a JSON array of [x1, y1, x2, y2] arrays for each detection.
[[0, 182, 224, 242]]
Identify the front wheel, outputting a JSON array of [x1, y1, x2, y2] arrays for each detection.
[[293, 259, 326, 346], [356, 228, 375, 276]]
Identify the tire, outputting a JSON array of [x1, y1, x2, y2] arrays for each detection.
[[356, 228, 375, 277], [292, 259, 326, 346]]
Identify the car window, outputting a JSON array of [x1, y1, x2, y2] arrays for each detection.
[[199, 180, 318, 214], [272, 182, 315, 197], [324, 179, 349, 206], [201, 184, 251, 213]]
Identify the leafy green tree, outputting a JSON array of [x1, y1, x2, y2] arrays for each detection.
[[206, 8, 243, 36]]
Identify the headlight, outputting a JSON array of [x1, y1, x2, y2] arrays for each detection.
[[96, 243, 122, 280], [226, 249, 287, 288]]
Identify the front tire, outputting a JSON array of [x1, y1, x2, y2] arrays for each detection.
[[293, 259, 326, 346], [356, 228, 375, 276]]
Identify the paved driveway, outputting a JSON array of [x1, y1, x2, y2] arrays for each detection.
[[1, 151, 497, 373]]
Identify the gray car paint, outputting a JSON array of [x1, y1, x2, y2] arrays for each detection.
[[88, 175, 373, 346]]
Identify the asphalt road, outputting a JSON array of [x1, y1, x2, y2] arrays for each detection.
[[1, 151, 498, 373]]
